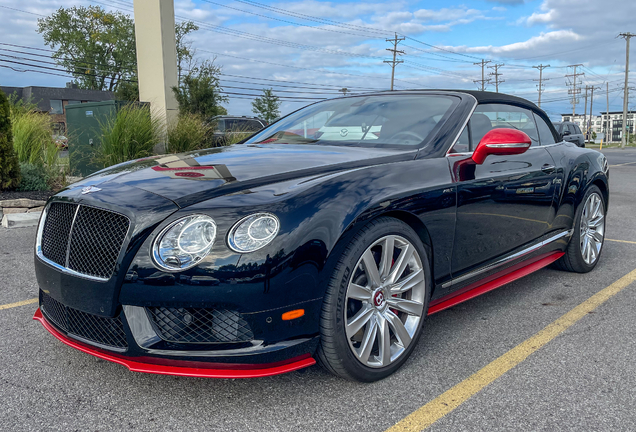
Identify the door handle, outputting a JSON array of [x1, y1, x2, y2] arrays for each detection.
[[541, 164, 556, 174]]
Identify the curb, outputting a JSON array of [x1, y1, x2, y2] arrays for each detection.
[[1, 212, 42, 229]]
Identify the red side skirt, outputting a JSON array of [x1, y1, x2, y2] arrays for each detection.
[[428, 251, 564, 315], [33, 308, 316, 378]]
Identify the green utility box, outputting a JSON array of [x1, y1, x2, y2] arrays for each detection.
[[66, 100, 147, 177]]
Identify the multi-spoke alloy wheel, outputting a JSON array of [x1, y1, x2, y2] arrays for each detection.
[[554, 185, 606, 273], [579, 192, 605, 265], [316, 217, 431, 382], [345, 235, 426, 368]]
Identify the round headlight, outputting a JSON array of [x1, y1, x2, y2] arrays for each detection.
[[227, 213, 280, 253], [152, 215, 217, 271]]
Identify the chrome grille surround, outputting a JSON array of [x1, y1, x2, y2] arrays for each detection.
[[36, 202, 131, 281]]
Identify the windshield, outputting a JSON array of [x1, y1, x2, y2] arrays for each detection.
[[245, 94, 459, 148]]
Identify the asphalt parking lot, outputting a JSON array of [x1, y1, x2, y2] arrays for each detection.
[[1, 147, 635, 432]]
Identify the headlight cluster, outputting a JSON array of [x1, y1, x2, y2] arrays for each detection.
[[227, 213, 280, 253], [151, 212, 280, 272]]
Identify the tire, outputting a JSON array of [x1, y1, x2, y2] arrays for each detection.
[[554, 185, 606, 273], [316, 217, 431, 382]]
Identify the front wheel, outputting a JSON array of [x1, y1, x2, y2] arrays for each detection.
[[554, 185, 606, 273], [316, 217, 431, 382]]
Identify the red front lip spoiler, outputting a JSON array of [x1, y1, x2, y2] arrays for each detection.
[[33, 308, 316, 378]]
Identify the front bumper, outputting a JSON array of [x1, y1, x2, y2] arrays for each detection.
[[34, 308, 317, 378]]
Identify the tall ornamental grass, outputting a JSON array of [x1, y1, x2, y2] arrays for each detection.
[[11, 110, 58, 166], [97, 104, 160, 167], [167, 113, 211, 153]]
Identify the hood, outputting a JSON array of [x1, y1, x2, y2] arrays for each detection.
[[69, 144, 415, 207]]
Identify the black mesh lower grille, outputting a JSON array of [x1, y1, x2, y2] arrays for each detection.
[[40, 291, 128, 350], [147, 306, 254, 344]]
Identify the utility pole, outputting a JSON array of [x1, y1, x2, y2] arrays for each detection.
[[533, 64, 550, 108], [589, 86, 599, 142], [488, 63, 504, 92], [583, 85, 590, 140], [606, 82, 610, 143], [473, 59, 491, 91], [619, 32, 634, 148], [565, 64, 584, 117], [384, 33, 405, 91]]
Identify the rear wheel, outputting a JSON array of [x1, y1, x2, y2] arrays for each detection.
[[554, 185, 605, 273], [316, 217, 431, 382]]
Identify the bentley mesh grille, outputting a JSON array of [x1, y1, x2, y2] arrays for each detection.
[[39, 202, 130, 280], [40, 291, 128, 350], [146, 306, 254, 344]]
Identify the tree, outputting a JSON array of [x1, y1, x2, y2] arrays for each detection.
[[172, 60, 228, 118], [0, 90, 21, 190], [37, 6, 137, 92], [38, 8, 199, 96], [114, 80, 139, 101], [175, 21, 199, 83], [251, 89, 281, 123]]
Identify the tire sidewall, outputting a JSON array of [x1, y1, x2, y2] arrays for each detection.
[[322, 217, 432, 382]]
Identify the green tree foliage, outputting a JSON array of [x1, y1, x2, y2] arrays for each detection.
[[37, 6, 137, 92], [172, 60, 228, 118], [175, 21, 199, 83], [0, 90, 21, 190], [251, 88, 281, 123], [114, 80, 140, 102]]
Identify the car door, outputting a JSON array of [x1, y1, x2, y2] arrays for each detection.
[[443, 103, 559, 295], [572, 124, 585, 146]]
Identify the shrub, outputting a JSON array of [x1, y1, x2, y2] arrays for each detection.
[[11, 110, 56, 165], [17, 163, 50, 191], [0, 90, 21, 190], [167, 113, 211, 153], [96, 104, 160, 168], [223, 124, 255, 146]]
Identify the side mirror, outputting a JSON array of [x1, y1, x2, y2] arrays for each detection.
[[562, 130, 571, 137], [472, 128, 531, 164]]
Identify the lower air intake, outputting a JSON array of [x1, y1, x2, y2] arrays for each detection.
[[40, 291, 128, 350], [146, 306, 254, 344]]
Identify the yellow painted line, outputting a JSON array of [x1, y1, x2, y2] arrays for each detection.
[[607, 238, 636, 245], [386, 268, 636, 432], [0, 298, 38, 310], [610, 161, 636, 167]]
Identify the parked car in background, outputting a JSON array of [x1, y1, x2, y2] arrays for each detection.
[[553, 121, 585, 147], [208, 116, 267, 145]]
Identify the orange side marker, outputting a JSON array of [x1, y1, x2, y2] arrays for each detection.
[[282, 309, 305, 321]]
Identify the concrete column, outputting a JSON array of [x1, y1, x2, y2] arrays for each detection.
[[133, 0, 179, 154]]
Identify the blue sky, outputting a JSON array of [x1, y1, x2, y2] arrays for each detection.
[[1, 0, 634, 119]]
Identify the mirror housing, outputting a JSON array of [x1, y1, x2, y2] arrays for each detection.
[[472, 128, 532, 164], [562, 130, 571, 137]]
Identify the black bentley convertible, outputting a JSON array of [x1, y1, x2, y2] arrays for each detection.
[[34, 90, 609, 382]]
